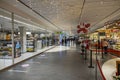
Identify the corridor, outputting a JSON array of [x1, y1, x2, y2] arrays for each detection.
[[0, 45, 96, 80]]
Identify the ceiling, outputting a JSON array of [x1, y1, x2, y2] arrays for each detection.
[[0, 0, 120, 35], [0, 16, 47, 33], [0, 8, 47, 33]]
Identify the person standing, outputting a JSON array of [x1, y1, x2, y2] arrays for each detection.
[[102, 39, 109, 54], [81, 41, 85, 55]]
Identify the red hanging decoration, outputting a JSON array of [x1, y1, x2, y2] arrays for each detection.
[[85, 23, 90, 28], [77, 25, 80, 28], [83, 29, 88, 33], [77, 30, 80, 33], [77, 23, 90, 34], [83, 23, 85, 26]]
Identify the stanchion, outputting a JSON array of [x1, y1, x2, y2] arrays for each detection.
[[95, 46, 98, 80], [88, 50, 94, 68], [101, 48, 104, 59], [84, 49, 87, 60]]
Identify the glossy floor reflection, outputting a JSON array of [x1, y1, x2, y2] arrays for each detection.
[[0, 45, 97, 80]]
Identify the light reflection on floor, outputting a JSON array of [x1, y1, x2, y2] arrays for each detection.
[[46, 46, 70, 53]]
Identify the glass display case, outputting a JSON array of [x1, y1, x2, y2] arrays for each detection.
[[113, 43, 120, 51], [112, 32, 120, 51], [0, 40, 12, 59], [26, 40, 35, 52], [37, 40, 42, 50]]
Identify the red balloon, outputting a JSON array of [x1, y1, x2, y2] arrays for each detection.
[[77, 30, 80, 33], [77, 25, 80, 28], [77, 25, 88, 33], [85, 23, 90, 28], [81, 28, 87, 33], [83, 23, 85, 26]]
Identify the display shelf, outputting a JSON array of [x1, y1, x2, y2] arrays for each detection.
[[26, 40, 35, 52], [112, 43, 120, 51], [112, 48, 120, 52], [0, 40, 12, 58], [0, 40, 21, 58]]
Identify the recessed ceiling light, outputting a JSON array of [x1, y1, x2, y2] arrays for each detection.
[[100, 1, 104, 4], [16, 0, 19, 2]]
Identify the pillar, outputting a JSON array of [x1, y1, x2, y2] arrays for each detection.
[[11, 12, 14, 63], [19, 26, 26, 53]]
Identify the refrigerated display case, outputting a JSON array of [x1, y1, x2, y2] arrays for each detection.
[[37, 40, 42, 50], [0, 40, 12, 59], [26, 40, 35, 52]]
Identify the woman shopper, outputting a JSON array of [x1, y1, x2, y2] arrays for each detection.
[[102, 39, 109, 54]]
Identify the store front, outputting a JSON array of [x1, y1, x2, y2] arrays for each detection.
[[0, 9, 14, 66], [106, 27, 120, 56], [90, 19, 120, 56], [0, 8, 56, 69]]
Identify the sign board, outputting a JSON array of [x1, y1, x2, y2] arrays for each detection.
[[98, 32, 106, 36]]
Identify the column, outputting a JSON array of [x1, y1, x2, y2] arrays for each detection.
[[19, 26, 26, 53], [11, 12, 14, 63], [45, 33, 47, 47]]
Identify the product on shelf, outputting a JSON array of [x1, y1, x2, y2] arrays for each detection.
[[0, 40, 12, 57], [115, 44, 120, 50], [6, 34, 11, 40], [27, 47, 34, 52], [26, 40, 35, 52]]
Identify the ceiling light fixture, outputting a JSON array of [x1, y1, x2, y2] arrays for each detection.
[[16, 0, 19, 2], [18, 0, 61, 30], [0, 15, 47, 31], [26, 32, 31, 34], [100, 1, 104, 4]]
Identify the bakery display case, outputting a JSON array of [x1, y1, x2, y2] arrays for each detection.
[[112, 31, 120, 51], [113, 42, 120, 51]]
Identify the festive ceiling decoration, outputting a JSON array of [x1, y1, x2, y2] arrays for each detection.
[[77, 23, 90, 34], [85, 23, 90, 28], [77, 25, 80, 28]]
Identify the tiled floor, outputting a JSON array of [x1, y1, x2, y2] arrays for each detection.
[[0, 43, 119, 80], [0, 44, 97, 80], [0, 46, 54, 70]]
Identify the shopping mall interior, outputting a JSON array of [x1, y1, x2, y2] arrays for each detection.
[[0, 0, 120, 80]]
